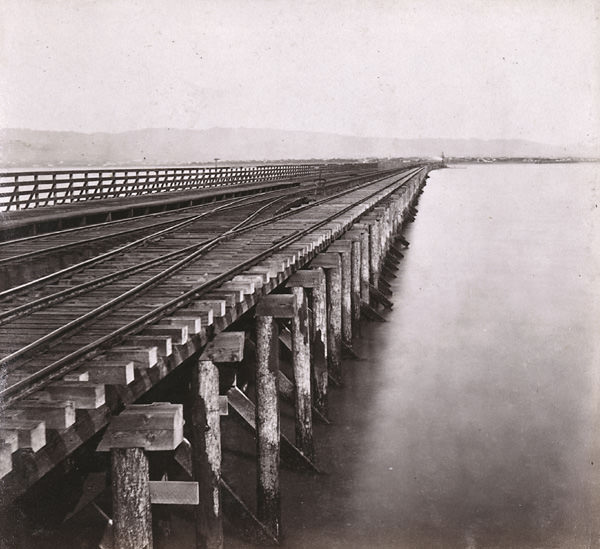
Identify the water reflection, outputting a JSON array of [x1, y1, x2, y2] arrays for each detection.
[[283, 164, 600, 548]]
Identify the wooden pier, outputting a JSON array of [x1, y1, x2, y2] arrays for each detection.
[[0, 161, 432, 547]]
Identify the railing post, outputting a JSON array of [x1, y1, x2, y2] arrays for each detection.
[[32, 174, 39, 208]]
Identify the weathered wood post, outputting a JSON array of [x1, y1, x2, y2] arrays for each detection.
[[307, 267, 328, 416], [399, 187, 410, 224], [368, 219, 381, 285], [327, 241, 353, 348], [193, 333, 245, 549], [377, 209, 387, 259], [385, 208, 393, 254], [255, 295, 297, 539], [97, 403, 185, 549], [286, 271, 324, 460], [189, 332, 248, 548], [310, 253, 342, 383], [352, 223, 370, 306], [376, 211, 387, 273], [341, 231, 362, 336], [111, 447, 152, 549], [391, 197, 402, 234]]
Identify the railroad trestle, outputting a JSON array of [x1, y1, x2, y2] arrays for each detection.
[[0, 164, 431, 547]]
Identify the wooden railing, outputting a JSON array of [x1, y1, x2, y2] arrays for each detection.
[[0, 164, 318, 212]]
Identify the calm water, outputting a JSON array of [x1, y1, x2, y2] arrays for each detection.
[[274, 163, 600, 549]]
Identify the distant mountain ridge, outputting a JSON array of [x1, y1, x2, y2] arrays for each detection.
[[0, 127, 594, 168]]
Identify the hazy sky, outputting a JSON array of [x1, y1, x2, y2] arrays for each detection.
[[1, 0, 598, 147]]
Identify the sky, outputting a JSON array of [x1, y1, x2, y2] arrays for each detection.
[[0, 0, 599, 148]]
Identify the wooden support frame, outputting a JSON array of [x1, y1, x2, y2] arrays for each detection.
[[310, 253, 343, 383], [193, 359, 224, 549], [370, 283, 394, 310], [174, 439, 279, 546], [287, 266, 330, 422], [351, 223, 370, 306], [254, 308, 282, 539], [111, 447, 153, 549], [190, 331, 245, 549], [226, 386, 318, 472], [327, 241, 353, 347], [288, 286, 315, 461], [98, 403, 187, 549]]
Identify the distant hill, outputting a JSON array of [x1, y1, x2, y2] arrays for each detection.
[[0, 127, 594, 168]]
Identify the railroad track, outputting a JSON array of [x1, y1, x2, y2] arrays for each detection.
[[0, 189, 295, 292], [0, 166, 385, 291], [0, 165, 426, 500]]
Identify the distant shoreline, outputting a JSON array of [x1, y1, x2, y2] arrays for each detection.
[[445, 157, 600, 164], [1, 157, 599, 172]]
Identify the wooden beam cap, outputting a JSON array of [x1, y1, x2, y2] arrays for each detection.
[[97, 403, 183, 452], [310, 253, 341, 269], [327, 241, 352, 253], [200, 332, 245, 363], [286, 269, 325, 288], [255, 294, 297, 318]]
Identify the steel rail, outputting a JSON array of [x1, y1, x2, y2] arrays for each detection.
[[0, 172, 389, 326], [0, 188, 289, 264], [0, 185, 288, 249], [0, 213, 209, 265], [0, 193, 308, 360], [0, 167, 422, 406], [0, 192, 282, 301], [0, 195, 290, 324], [0, 168, 384, 299]]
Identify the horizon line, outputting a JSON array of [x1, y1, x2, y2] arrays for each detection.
[[1, 126, 597, 149]]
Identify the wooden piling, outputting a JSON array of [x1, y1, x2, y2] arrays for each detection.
[[288, 284, 315, 461], [192, 359, 223, 549], [327, 255, 343, 382], [308, 268, 329, 416], [255, 295, 296, 538], [368, 220, 381, 285], [351, 239, 361, 334], [355, 224, 370, 306], [98, 403, 185, 549], [311, 253, 342, 383], [341, 235, 362, 337], [327, 241, 353, 346], [111, 447, 153, 549]]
